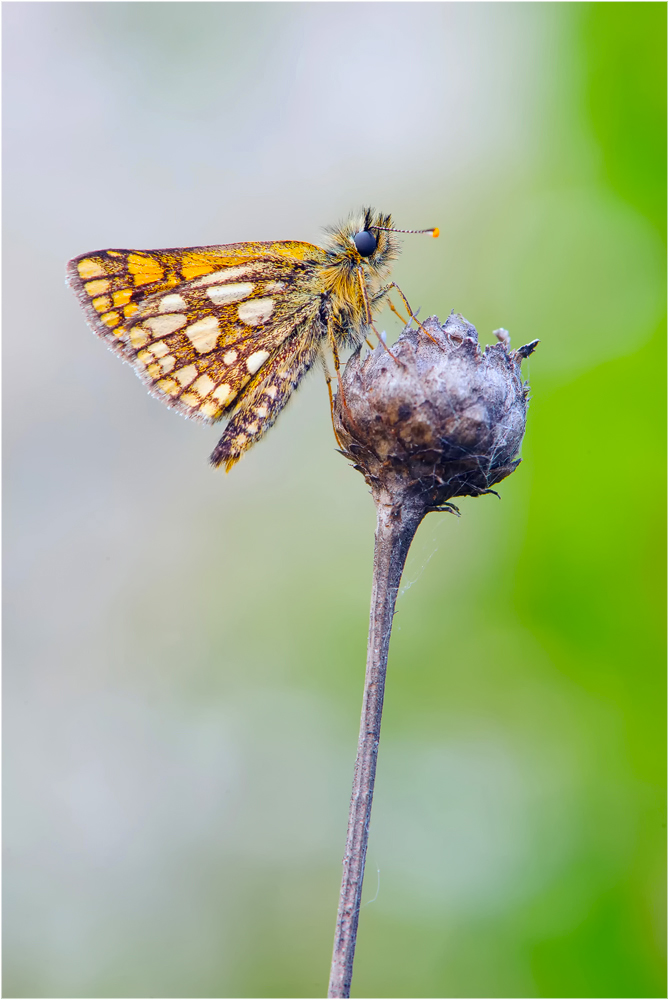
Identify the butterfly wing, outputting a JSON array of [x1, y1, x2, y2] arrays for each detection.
[[210, 327, 324, 470], [67, 242, 328, 423]]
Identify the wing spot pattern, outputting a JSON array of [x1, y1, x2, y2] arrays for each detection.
[[159, 294, 187, 312], [185, 316, 220, 354], [130, 328, 150, 348], [212, 384, 232, 404], [145, 314, 187, 336], [85, 279, 110, 296], [238, 298, 274, 326], [148, 340, 170, 359], [157, 378, 180, 396], [175, 365, 198, 387], [77, 259, 105, 279], [200, 401, 221, 418], [192, 374, 216, 398], [112, 288, 133, 307], [207, 282, 255, 305], [246, 350, 270, 374], [192, 266, 253, 286], [128, 254, 164, 286]]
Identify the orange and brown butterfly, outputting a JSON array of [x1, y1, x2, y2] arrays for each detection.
[[66, 208, 438, 470]]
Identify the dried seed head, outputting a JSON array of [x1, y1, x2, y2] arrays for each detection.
[[334, 313, 538, 514]]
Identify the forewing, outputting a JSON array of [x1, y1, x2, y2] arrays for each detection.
[[67, 242, 326, 422]]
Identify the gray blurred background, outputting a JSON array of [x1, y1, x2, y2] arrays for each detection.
[[4, 3, 665, 998]]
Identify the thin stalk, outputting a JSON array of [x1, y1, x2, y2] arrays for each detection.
[[328, 499, 424, 999]]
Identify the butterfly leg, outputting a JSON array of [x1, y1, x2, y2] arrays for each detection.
[[356, 267, 400, 364], [326, 329, 371, 448], [320, 348, 346, 450], [373, 282, 441, 346], [387, 298, 412, 325], [328, 328, 350, 406]]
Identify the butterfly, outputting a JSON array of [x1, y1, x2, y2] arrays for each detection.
[[67, 208, 438, 470]]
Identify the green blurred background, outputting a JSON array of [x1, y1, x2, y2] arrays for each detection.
[[3, 3, 665, 997]]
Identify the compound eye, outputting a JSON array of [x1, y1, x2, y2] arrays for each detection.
[[354, 231, 377, 257]]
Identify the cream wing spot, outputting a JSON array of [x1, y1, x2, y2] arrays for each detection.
[[223, 350, 238, 365], [130, 327, 150, 349], [148, 340, 170, 358], [207, 282, 254, 305], [160, 355, 176, 374], [192, 266, 254, 286], [238, 298, 274, 326], [157, 378, 179, 396], [212, 384, 232, 404], [255, 405, 269, 418], [145, 314, 187, 336], [180, 392, 200, 407], [186, 316, 220, 354], [192, 374, 216, 398], [174, 364, 198, 387], [159, 293, 187, 312], [246, 350, 270, 375], [264, 385, 278, 399], [200, 401, 220, 419]]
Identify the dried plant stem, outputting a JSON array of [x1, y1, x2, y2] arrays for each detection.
[[328, 498, 425, 999], [328, 314, 536, 997]]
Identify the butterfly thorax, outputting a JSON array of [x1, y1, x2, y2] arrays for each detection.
[[318, 210, 400, 345]]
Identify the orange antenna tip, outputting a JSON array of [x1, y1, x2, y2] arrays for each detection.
[[432, 227, 440, 238]]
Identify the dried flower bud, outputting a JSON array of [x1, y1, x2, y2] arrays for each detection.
[[334, 313, 538, 514]]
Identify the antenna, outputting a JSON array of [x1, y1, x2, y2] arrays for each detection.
[[370, 225, 439, 238]]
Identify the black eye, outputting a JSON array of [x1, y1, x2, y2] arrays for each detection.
[[354, 230, 377, 256]]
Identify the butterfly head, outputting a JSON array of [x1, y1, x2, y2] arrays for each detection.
[[323, 208, 397, 277], [324, 207, 438, 279]]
